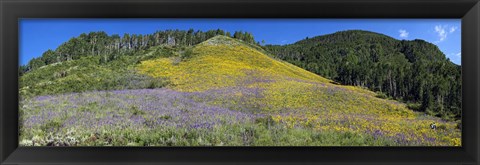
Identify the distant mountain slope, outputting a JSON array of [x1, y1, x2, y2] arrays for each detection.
[[265, 30, 461, 120]]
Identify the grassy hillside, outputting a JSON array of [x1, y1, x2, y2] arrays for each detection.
[[138, 36, 331, 92], [19, 45, 181, 97], [19, 35, 461, 146], [135, 36, 460, 146]]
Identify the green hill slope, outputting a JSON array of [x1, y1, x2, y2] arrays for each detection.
[[19, 35, 461, 146], [19, 45, 178, 97], [265, 30, 462, 120], [137, 36, 460, 146], [138, 36, 331, 92]]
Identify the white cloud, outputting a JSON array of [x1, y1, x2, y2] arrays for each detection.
[[435, 25, 458, 43], [456, 52, 461, 57], [398, 29, 409, 38], [449, 26, 458, 33], [435, 25, 447, 42]]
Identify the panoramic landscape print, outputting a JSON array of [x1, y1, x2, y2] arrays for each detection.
[[19, 19, 461, 146]]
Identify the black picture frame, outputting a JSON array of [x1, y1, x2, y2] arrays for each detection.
[[1, 0, 479, 164]]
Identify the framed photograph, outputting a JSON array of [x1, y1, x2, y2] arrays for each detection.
[[1, 0, 479, 164]]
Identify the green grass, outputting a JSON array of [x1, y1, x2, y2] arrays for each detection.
[[19, 45, 181, 98], [22, 121, 400, 146]]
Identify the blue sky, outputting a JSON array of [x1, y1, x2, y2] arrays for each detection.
[[20, 19, 461, 65]]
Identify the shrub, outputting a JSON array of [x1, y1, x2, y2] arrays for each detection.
[[437, 125, 447, 130], [159, 115, 172, 120], [78, 102, 98, 112], [130, 106, 145, 116], [375, 92, 388, 99], [41, 119, 64, 132], [171, 56, 182, 65], [241, 127, 255, 146], [254, 116, 277, 129], [146, 77, 169, 89], [406, 103, 422, 111], [180, 48, 194, 59]]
